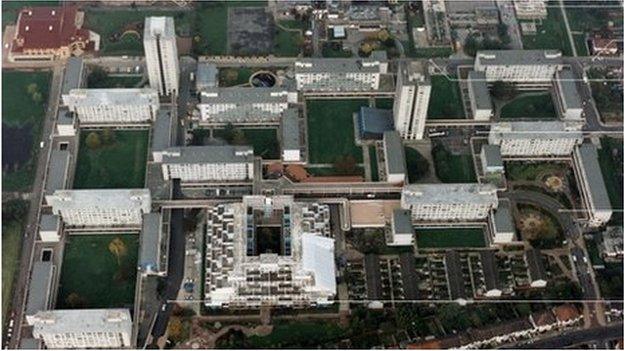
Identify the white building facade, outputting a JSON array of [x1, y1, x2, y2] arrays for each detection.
[[474, 50, 562, 87], [144, 16, 179, 96], [45, 189, 151, 227], [62, 88, 159, 125], [488, 121, 583, 157], [572, 144, 613, 227], [30, 309, 132, 349], [160, 146, 255, 183], [393, 61, 431, 140], [401, 184, 498, 222]]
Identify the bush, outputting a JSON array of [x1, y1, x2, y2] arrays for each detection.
[[490, 80, 518, 100], [85, 132, 102, 150]]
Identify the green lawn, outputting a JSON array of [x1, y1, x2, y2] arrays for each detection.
[[405, 146, 430, 183], [573, 34, 589, 56], [2, 70, 51, 192], [307, 166, 364, 177], [274, 21, 303, 57], [500, 93, 556, 119], [2, 220, 23, 322], [73, 130, 149, 189], [520, 1, 573, 56], [87, 75, 144, 89], [322, 42, 353, 58], [564, 1, 623, 33], [598, 137, 623, 225], [218, 67, 254, 87], [506, 162, 567, 181], [431, 145, 476, 183], [306, 99, 367, 164], [404, 46, 454, 58], [84, 9, 194, 55], [427, 75, 465, 119], [243, 322, 345, 348], [57, 234, 139, 309], [368, 146, 379, 182], [375, 98, 394, 110], [416, 227, 486, 249], [214, 128, 280, 159]]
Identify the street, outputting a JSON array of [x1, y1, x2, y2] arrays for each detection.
[[512, 322, 623, 349]]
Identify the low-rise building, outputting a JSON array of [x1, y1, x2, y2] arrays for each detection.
[[281, 108, 301, 162], [468, 71, 493, 120], [489, 200, 516, 243], [387, 209, 414, 246], [204, 196, 336, 308], [31, 309, 132, 349], [552, 69, 583, 120], [63, 88, 159, 125], [488, 121, 583, 157], [474, 50, 563, 88], [159, 146, 255, 183], [39, 214, 61, 242], [151, 109, 173, 162], [357, 107, 394, 140], [195, 62, 218, 91], [139, 213, 164, 275], [61, 57, 85, 96], [401, 184, 498, 222], [295, 52, 387, 92], [481, 144, 504, 175], [44, 147, 71, 197], [445, 0, 499, 28], [197, 87, 296, 126], [599, 226, 623, 260], [393, 61, 431, 140], [572, 144, 613, 227], [56, 108, 76, 136], [513, 0, 548, 20], [524, 249, 547, 288], [25, 261, 55, 325], [46, 189, 151, 228], [383, 131, 406, 184], [8, 6, 99, 62]]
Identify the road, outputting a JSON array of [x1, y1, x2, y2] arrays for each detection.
[[512, 322, 623, 349], [558, 0, 577, 57], [6, 63, 64, 349]]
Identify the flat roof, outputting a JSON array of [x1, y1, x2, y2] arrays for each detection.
[[358, 107, 394, 139], [402, 183, 498, 206], [57, 107, 74, 125], [25, 261, 54, 317], [525, 249, 547, 281], [481, 144, 503, 168], [445, 250, 467, 300], [468, 71, 492, 110], [144, 16, 175, 39], [151, 108, 173, 153], [302, 234, 336, 293], [295, 54, 386, 74], [491, 121, 583, 139], [32, 309, 132, 335], [392, 209, 414, 235], [493, 201, 515, 234], [480, 251, 501, 292], [196, 62, 218, 90], [383, 131, 406, 176], [576, 143, 612, 212], [200, 87, 290, 104], [47, 189, 151, 210], [556, 69, 583, 110], [476, 50, 562, 66], [139, 213, 161, 273], [39, 214, 60, 232], [19, 338, 41, 350], [61, 57, 83, 95], [445, 0, 496, 13], [281, 108, 300, 151], [65, 88, 159, 106], [44, 148, 70, 196], [162, 145, 254, 164], [364, 254, 382, 300]]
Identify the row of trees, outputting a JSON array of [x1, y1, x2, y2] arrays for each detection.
[[85, 129, 117, 150]]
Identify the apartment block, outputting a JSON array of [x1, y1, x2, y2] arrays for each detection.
[[159, 146, 255, 183], [552, 69, 584, 120], [393, 61, 431, 140], [383, 131, 406, 184], [31, 309, 132, 349], [62, 88, 159, 125], [572, 144, 613, 227], [46, 189, 151, 227], [468, 71, 493, 120], [474, 50, 562, 87], [401, 184, 498, 222], [513, 0, 548, 20], [488, 121, 583, 157], [144, 16, 179, 96]]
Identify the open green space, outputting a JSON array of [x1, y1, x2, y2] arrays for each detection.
[[306, 99, 367, 164], [375, 98, 394, 110], [368, 146, 379, 182], [2, 221, 22, 322], [306, 166, 364, 177], [416, 227, 486, 249], [431, 145, 476, 183], [520, 1, 573, 55], [564, 1, 623, 32], [214, 128, 280, 159], [506, 161, 567, 181], [2, 70, 51, 192], [427, 75, 465, 119], [588, 68, 623, 122], [597, 262, 623, 300], [598, 137, 623, 225], [573, 34, 589, 56], [404, 45, 454, 58], [274, 20, 304, 57], [84, 9, 194, 55], [87, 74, 144, 89], [322, 42, 353, 58], [500, 93, 556, 119], [57, 234, 139, 309], [218, 67, 254, 87], [405, 146, 429, 183], [73, 130, 149, 189]]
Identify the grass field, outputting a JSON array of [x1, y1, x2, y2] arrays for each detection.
[[573, 34, 589, 56], [2, 70, 51, 192], [432, 145, 476, 183], [73, 130, 149, 189], [500, 93, 556, 119], [306, 99, 367, 164], [564, 1, 623, 33], [598, 137, 623, 225], [368, 146, 379, 182], [274, 20, 303, 57], [2, 220, 23, 322], [520, 1, 573, 56], [416, 227, 486, 249], [87, 75, 144, 89], [214, 128, 280, 159], [243, 321, 345, 348], [405, 146, 429, 183], [427, 75, 465, 119], [375, 98, 394, 110], [57, 234, 139, 309]]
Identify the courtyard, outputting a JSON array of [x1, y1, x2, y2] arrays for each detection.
[[427, 75, 465, 119], [499, 92, 556, 119], [415, 227, 486, 249], [56, 234, 139, 309], [520, 1, 573, 56]]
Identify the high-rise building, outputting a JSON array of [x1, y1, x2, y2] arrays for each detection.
[[144, 16, 179, 96], [45, 189, 151, 227], [467, 71, 493, 120], [551, 69, 584, 121], [393, 61, 431, 140], [474, 50, 562, 87], [488, 121, 583, 157], [31, 309, 132, 349]]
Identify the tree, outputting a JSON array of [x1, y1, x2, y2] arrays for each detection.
[[26, 83, 38, 95], [166, 317, 185, 343], [490, 80, 518, 100], [334, 155, 357, 175], [224, 69, 239, 84], [377, 29, 391, 42], [87, 66, 109, 88], [2, 199, 28, 222], [65, 292, 88, 308], [108, 237, 128, 265], [359, 42, 373, 57], [221, 123, 236, 143], [231, 129, 247, 145], [31, 92, 43, 103], [85, 132, 102, 150], [101, 128, 115, 145]]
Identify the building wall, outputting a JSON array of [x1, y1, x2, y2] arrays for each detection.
[[404, 203, 494, 221], [144, 20, 179, 96], [474, 63, 560, 85], [35, 331, 131, 349], [162, 162, 254, 182], [572, 149, 613, 226], [393, 81, 431, 140], [295, 72, 380, 92], [490, 137, 580, 156]]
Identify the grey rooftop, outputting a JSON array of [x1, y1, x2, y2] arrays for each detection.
[[44, 148, 70, 196], [46, 189, 151, 209], [476, 50, 562, 66], [392, 209, 414, 235], [491, 121, 583, 139], [61, 57, 84, 96], [39, 214, 60, 232], [25, 261, 54, 317], [481, 144, 503, 168], [161, 145, 254, 164], [383, 131, 406, 176], [151, 108, 173, 153], [144, 16, 175, 39], [402, 183, 498, 206], [200, 87, 290, 104], [281, 108, 300, 151], [32, 309, 132, 335], [468, 71, 492, 110], [492, 201, 515, 235], [139, 213, 162, 273], [555, 69, 583, 110], [576, 143, 612, 212], [295, 53, 386, 74], [65, 88, 159, 106]]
